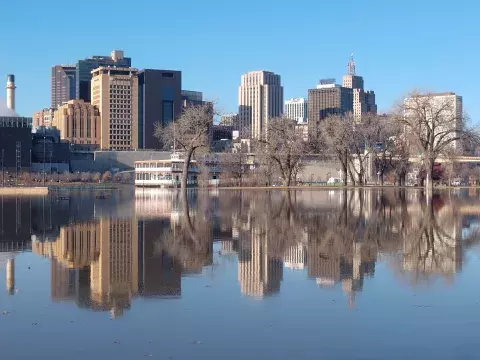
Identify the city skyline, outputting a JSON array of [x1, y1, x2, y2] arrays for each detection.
[[1, 0, 478, 124]]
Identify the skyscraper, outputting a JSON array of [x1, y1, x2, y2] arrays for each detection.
[[91, 66, 139, 150], [138, 69, 182, 149], [285, 97, 308, 123], [238, 71, 283, 139], [76, 50, 131, 103], [51, 65, 76, 109], [307, 79, 353, 137], [342, 55, 377, 122]]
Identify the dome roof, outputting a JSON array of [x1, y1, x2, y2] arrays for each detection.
[[0, 98, 18, 117]]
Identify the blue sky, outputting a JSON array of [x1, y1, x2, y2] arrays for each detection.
[[1, 0, 478, 122]]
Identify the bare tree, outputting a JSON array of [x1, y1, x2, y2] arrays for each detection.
[[121, 172, 132, 184], [102, 171, 112, 182], [154, 103, 213, 189], [320, 114, 354, 185], [391, 135, 410, 186], [92, 172, 101, 183], [371, 116, 401, 185], [81, 172, 92, 183], [256, 116, 307, 186], [442, 147, 463, 186], [219, 152, 248, 186], [396, 91, 478, 191], [113, 172, 122, 183], [348, 113, 383, 185]]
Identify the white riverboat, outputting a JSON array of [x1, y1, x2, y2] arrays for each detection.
[[134, 154, 199, 188]]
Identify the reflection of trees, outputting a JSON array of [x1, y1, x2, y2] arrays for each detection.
[[400, 194, 463, 284], [155, 190, 213, 275]]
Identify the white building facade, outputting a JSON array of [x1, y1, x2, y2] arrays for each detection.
[[238, 71, 283, 139], [285, 97, 308, 123], [404, 92, 463, 151]]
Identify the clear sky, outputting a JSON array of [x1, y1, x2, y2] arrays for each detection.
[[1, 0, 478, 122]]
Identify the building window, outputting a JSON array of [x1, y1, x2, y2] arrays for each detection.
[[162, 101, 174, 126]]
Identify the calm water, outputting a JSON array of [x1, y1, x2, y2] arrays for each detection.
[[1, 188, 480, 359]]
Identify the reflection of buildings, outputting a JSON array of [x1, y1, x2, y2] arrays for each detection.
[[90, 218, 138, 316], [238, 226, 283, 297], [33, 218, 139, 317], [308, 240, 375, 305], [284, 244, 307, 270]]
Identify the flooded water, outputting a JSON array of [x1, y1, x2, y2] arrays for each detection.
[[1, 188, 480, 359]]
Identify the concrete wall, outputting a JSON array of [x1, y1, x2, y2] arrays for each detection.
[[298, 160, 343, 183], [71, 150, 171, 172]]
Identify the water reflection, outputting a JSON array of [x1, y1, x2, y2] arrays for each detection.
[[1, 188, 480, 316]]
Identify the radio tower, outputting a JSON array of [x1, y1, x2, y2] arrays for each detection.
[[347, 53, 356, 75]]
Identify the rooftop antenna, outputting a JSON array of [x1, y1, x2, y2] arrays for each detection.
[[347, 53, 356, 75]]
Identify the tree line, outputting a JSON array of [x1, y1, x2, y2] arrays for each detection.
[[154, 91, 479, 190]]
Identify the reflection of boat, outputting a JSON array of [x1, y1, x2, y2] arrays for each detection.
[[96, 195, 109, 200], [54, 196, 70, 201]]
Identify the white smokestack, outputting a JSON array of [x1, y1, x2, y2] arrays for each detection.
[[6, 74, 16, 111]]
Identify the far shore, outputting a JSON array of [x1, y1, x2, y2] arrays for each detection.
[[0, 183, 478, 194]]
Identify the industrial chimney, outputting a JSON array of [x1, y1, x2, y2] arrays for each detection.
[[6, 74, 16, 111]]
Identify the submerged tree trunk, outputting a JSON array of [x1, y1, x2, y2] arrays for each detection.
[[425, 158, 435, 193], [348, 165, 356, 187], [182, 148, 194, 189], [341, 152, 348, 186]]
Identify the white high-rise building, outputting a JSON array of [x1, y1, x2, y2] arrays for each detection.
[[238, 71, 283, 139], [285, 98, 307, 123], [404, 92, 463, 151]]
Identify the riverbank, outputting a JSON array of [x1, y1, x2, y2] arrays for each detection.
[[0, 187, 49, 195]]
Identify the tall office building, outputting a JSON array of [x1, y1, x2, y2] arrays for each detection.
[[285, 97, 308, 123], [76, 50, 131, 103], [51, 65, 77, 109], [53, 99, 101, 146], [91, 66, 139, 150], [138, 69, 182, 149], [342, 56, 377, 122], [238, 71, 283, 139], [307, 79, 353, 137]]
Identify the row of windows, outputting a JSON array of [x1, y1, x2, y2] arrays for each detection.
[[110, 109, 131, 113], [110, 85, 131, 89]]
